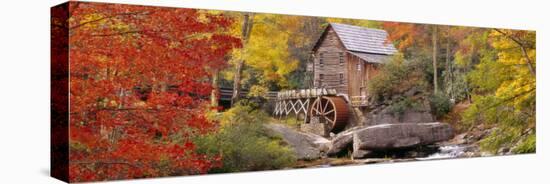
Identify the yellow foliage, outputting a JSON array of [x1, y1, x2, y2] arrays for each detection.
[[221, 13, 301, 89], [490, 30, 536, 111], [325, 17, 381, 28], [463, 29, 536, 153], [248, 85, 268, 97]]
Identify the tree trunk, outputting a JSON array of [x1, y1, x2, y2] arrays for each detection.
[[445, 26, 452, 99], [231, 60, 244, 106], [231, 13, 254, 106], [210, 71, 219, 108], [432, 25, 439, 94]]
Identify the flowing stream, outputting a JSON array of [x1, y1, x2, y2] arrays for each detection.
[[417, 145, 470, 160]]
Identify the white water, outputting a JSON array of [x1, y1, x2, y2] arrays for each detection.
[[417, 145, 467, 160]]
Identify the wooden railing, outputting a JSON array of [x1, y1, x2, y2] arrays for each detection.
[[276, 88, 337, 100], [219, 88, 278, 101], [350, 96, 368, 107]]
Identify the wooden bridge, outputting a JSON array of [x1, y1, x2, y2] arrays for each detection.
[[217, 87, 277, 109], [218, 87, 278, 101]]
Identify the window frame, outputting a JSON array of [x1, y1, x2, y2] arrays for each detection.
[[319, 53, 324, 67], [339, 52, 344, 66], [318, 73, 324, 87]]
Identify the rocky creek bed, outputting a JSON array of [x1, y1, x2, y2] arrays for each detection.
[[266, 122, 492, 168]]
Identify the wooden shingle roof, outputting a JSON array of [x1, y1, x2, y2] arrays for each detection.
[[329, 23, 397, 55], [348, 51, 392, 64]]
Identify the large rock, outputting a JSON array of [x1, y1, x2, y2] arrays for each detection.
[[326, 126, 364, 156], [365, 109, 434, 126], [352, 149, 373, 159], [327, 122, 453, 157], [265, 123, 331, 160], [364, 98, 434, 126], [352, 122, 454, 152], [300, 121, 330, 137]]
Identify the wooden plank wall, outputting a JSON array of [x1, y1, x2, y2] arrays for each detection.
[[346, 53, 381, 98], [347, 53, 362, 97], [312, 27, 383, 99], [313, 27, 348, 95]]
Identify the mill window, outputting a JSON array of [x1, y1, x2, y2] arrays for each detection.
[[339, 52, 344, 65], [319, 53, 324, 67], [319, 74, 324, 87]]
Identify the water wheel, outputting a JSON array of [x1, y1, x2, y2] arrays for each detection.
[[309, 96, 349, 133]]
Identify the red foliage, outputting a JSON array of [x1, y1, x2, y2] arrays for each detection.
[[57, 2, 240, 182], [382, 22, 430, 51]]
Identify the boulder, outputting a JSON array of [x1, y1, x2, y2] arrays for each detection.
[[265, 123, 331, 160], [326, 126, 364, 156], [364, 98, 434, 126], [300, 120, 330, 137], [352, 149, 373, 159], [404, 86, 421, 97], [352, 122, 454, 152], [365, 109, 434, 126]]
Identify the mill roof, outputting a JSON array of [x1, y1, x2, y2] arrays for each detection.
[[312, 23, 398, 64], [328, 23, 397, 55]]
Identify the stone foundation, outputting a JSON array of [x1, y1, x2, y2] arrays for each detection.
[[301, 117, 330, 137]]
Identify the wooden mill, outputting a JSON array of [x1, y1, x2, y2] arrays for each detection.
[[273, 23, 398, 136]]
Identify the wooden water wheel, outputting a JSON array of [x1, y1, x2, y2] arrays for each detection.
[[309, 96, 349, 133]]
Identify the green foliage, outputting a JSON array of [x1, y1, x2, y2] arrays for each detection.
[[429, 93, 452, 119], [462, 96, 499, 127], [442, 63, 470, 102], [368, 55, 428, 101], [388, 97, 421, 119], [465, 95, 535, 154], [367, 23, 535, 155], [462, 29, 535, 154], [512, 133, 536, 154], [368, 57, 406, 100], [280, 117, 302, 129], [479, 127, 520, 154], [195, 102, 296, 173]]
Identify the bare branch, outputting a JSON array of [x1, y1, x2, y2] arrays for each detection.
[[90, 30, 143, 37], [69, 11, 149, 30]]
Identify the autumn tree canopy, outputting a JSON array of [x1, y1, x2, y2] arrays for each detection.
[[52, 2, 240, 181], [51, 2, 536, 182], [382, 22, 536, 153]]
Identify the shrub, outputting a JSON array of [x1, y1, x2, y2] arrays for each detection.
[[368, 55, 428, 102], [195, 102, 296, 173], [368, 56, 407, 101], [388, 97, 421, 120], [248, 85, 269, 98], [442, 65, 470, 102], [479, 126, 521, 154], [281, 117, 302, 129], [478, 122, 535, 155], [430, 93, 452, 119], [512, 133, 536, 154], [463, 94, 535, 154]]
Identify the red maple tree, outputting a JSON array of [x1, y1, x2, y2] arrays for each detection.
[[382, 22, 430, 51], [53, 2, 240, 181]]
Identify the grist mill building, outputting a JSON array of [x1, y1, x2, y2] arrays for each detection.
[[309, 23, 397, 106]]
